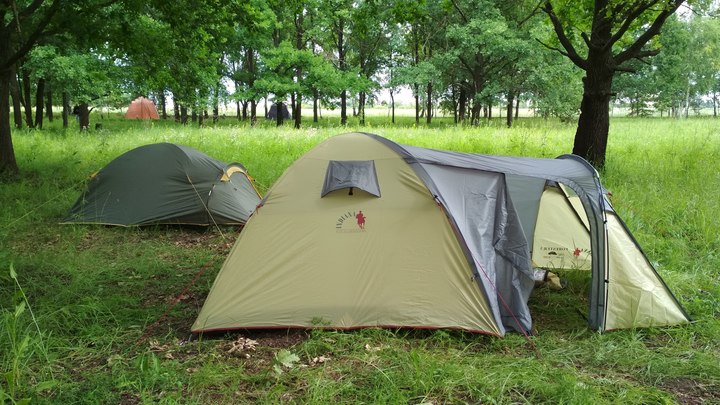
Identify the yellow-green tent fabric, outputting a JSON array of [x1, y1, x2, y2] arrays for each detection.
[[193, 133, 689, 335]]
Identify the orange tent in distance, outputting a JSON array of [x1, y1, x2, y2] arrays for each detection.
[[125, 96, 160, 120]]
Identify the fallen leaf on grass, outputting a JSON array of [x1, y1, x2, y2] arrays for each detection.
[[309, 356, 330, 366]]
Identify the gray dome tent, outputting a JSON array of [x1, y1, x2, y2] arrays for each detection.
[[63, 143, 261, 226]]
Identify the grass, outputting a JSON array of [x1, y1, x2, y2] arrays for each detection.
[[1, 112, 719, 404]]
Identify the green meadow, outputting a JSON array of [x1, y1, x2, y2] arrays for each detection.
[[1, 113, 718, 404]]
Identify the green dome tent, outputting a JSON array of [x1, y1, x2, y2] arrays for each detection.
[[63, 143, 261, 226]]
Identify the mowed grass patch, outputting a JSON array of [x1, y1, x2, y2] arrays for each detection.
[[1, 115, 718, 403]]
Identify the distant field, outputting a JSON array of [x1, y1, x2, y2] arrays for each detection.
[[1, 115, 718, 403]]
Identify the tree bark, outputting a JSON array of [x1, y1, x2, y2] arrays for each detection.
[[276, 101, 284, 127], [313, 89, 319, 123], [34, 78, 45, 129], [180, 105, 188, 125], [506, 92, 514, 128], [389, 89, 395, 124], [414, 84, 420, 125], [573, 70, 613, 168], [359, 91, 365, 126], [515, 97, 520, 119], [0, 66, 19, 174], [45, 88, 53, 122], [426, 82, 432, 125], [78, 102, 90, 130], [9, 65, 22, 129], [159, 91, 167, 119], [337, 18, 347, 126], [21, 69, 34, 128], [294, 93, 301, 129]]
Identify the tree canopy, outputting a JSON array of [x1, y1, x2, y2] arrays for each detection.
[[1, 0, 718, 174]]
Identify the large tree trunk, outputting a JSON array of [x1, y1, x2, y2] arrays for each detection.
[[10, 65, 22, 129], [276, 101, 284, 127], [34, 78, 45, 129], [78, 102, 90, 130], [21, 69, 33, 128], [0, 66, 19, 175], [573, 69, 614, 168]]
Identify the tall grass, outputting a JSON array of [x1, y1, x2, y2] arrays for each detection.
[[1, 113, 718, 403]]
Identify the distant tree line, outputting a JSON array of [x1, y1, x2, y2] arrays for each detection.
[[1, 0, 718, 174]]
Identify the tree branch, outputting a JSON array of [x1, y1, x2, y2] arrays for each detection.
[[615, 0, 683, 65], [1, 0, 61, 71], [541, 1, 588, 70], [535, 38, 571, 59], [603, 0, 659, 52], [450, 0, 469, 23]]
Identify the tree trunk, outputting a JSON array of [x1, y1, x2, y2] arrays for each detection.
[[9, 66, 22, 129], [242, 100, 248, 120], [390, 90, 395, 124], [572, 70, 614, 168], [414, 84, 420, 125], [78, 102, 90, 130], [471, 102, 481, 125], [250, 100, 257, 126], [275, 101, 283, 127], [313, 89, 319, 123], [191, 109, 197, 123], [62, 92, 69, 128], [0, 66, 19, 174], [359, 91, 365, 126], [515, 97, 520, 119], [22, 69, 34, 128], [338, 18, 347, 126], [159, 91, 167, 119], [341, 90, 347, 125], [506, 92, 514, 128], [34, 78, 45, 129], [458, 87, 466, 123], [713, 92, 717, 117], [180, 105, 188, 125], [294, 93, 301, 129], [426, 82, 432, 125], [198, 111, 204, 127], [213, 86, 219, 124], [45, 88, 53, 122]]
